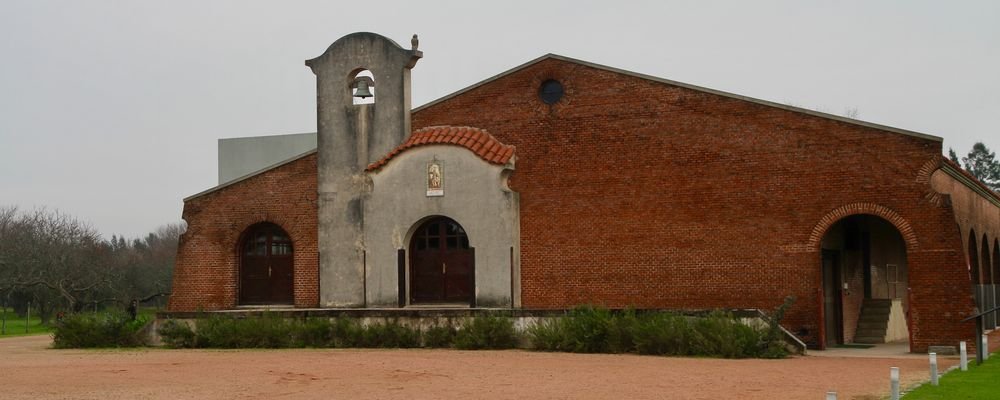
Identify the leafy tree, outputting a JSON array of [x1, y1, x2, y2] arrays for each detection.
[[959, 142, 1000, 192], [948, 148, 960, 164]]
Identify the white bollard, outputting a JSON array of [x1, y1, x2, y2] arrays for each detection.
[[960, 341, 968, 371], [826, 391, 837, 400], [890, 367, 900, 400], [984, 334, 990, 360], [929, 352, 939, 386]]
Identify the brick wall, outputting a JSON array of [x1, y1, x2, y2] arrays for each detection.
[[411, 57, 980, 351], [168, 153, 319, 311]]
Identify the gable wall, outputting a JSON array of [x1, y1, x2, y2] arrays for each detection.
[[168, 154, 319, 311], [411, 58, 973, 351]]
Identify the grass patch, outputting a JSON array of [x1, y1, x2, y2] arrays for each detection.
[[0, 308, 52, 338], [903, 352, 1000, 399]]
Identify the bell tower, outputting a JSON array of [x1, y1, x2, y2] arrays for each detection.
[[306, 32, 422, 306]]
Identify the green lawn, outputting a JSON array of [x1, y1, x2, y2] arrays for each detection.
[[904, 352, 1000, 399], [0, 308, 53, 337]]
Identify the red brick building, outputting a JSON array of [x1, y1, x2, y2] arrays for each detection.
[[168, 33, 1000, 352]]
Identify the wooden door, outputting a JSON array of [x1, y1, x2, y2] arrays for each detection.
[[822, 250, 843, 347], [240, 223, 294, 305], [409, 217, 473, 304]]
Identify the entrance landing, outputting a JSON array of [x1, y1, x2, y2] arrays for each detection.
[[810, 342, 920, 359]]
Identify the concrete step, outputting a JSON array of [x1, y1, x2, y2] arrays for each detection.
[[854, 336, 886, 344], [857, 321, 886, 329], [859, 314, 889, 323], [855, 328, 887, 337]]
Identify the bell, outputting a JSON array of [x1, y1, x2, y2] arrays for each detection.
[[353, 79, 373, 99]]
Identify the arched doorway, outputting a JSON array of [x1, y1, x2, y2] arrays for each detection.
[[239, 222, 294, 305], [819, 215, 909, 349], [409, 217, 474, 305]]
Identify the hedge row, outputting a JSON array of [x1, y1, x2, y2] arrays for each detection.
[[529, 307, 788, 358], [157, 313, 517, 350], [53, 299, 793, 359]]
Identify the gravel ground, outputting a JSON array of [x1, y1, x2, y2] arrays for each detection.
[[0, 335, 964, 400]]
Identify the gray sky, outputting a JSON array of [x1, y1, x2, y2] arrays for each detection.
[[1, 1, 998, 239]]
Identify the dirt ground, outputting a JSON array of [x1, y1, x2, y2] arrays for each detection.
[[0, 335, 963, 400]]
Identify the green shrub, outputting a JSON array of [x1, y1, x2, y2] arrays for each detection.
[[528, 318, 567, 351], [195, 313, 296, 348], [157, 319, 196, 348], [607, 308, 639, 353], [759, 296, 795, 359], [631, 312, 689, 356], [52, 311, 149, 348], [529, 306, 637, 353], [559, 306, 617, 353], [330, 318, 364, 347], [454, 314, 518, 350], [424, 325, 456, 348], [356, 321, 421, 348], [294, 318, 334, 347], [689, 311, 763, 358]]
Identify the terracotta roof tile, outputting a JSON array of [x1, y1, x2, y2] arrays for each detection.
[[366, 125, 515, 172]]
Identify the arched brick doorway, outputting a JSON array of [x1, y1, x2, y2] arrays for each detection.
[[409, 216, 474, 305], [819, 214, 909, 349], [239, 222, 294, 305]]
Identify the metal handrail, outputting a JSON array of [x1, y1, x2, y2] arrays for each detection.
[[960, 305, 1000, 322], [959, 305, 999, 365]]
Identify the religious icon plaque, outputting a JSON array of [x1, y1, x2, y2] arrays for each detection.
[[426, 160, 444, 197]]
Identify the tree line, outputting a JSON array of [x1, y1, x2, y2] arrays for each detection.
[[949, 142, 1000, 193], [0, 206, 181, 324]]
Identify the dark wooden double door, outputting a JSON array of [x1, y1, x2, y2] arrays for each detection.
[[240, 223, 294, 305], [410, 217, 474, 304]]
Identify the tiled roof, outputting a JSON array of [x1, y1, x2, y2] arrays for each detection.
[[366, 125, 515, 171]]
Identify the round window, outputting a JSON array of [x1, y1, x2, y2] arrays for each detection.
[[539, 79, 564, 104]]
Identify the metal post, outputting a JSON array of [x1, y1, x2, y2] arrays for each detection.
[[1, 298, 7, 335], [25, 301, 31, 334], [977, 316, 985, 365], [890, 367, 900, 400], [984, 334, 990, 361], [960, 341, 968, 371], [825, 391, 837, 400], [929, 352, 939, 386]]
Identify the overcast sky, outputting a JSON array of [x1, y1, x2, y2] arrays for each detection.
[[1, 1, 998, 239]]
